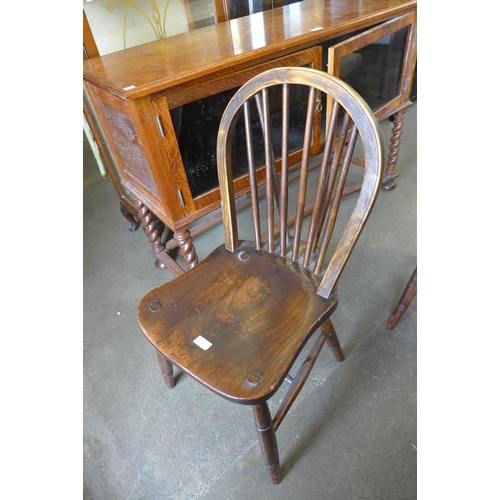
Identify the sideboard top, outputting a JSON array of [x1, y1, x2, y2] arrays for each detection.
[[83, 0, 417, 100]]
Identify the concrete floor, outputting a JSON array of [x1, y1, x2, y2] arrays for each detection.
[[83, 103, 417, 499]]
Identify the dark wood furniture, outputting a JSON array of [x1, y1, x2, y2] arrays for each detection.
[[137, 67, 384, 483], [83, 0, 417, 275], [387, 267, 417, 329]]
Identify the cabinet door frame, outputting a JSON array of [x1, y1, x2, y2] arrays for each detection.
[[327, 11, 417, 122], [153, 46, 322, 219]]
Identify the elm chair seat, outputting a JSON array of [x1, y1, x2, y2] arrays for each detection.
[[139, 241, 340, 404]]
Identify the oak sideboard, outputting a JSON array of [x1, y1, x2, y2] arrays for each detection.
[[83, 0, 417, 275]]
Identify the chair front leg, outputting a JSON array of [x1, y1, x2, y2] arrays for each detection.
[[156, 349, 175, 389], [252, 402, 280, 484]]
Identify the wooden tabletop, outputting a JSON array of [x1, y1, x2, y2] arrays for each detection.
[[83, 0, 416, 99]]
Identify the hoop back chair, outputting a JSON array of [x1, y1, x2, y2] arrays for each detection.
[[137, 67, 384, 484]]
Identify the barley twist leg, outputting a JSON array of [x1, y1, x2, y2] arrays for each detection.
[[382, 108, 406, 191], [132, 194, 167, 270], [174, 227, 198, 271]]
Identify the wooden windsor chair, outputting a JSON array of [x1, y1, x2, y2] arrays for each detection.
[[137, 67, 384, 484]]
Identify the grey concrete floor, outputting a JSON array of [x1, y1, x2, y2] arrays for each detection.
[[83, 103, 417, 499]]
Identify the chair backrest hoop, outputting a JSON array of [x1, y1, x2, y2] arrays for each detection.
[[216, 67, 384, 299]]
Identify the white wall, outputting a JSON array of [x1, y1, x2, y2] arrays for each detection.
[[84, 0, 202, 55]]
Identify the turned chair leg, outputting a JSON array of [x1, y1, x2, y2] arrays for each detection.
[[252, 402, 280, 484], [156, 350, 175, 389], [387, 267, 417, 330], [320, 318, 345, 362]]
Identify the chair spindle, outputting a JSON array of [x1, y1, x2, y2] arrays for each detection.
[[315, 122, 358, 275], [280, 83, 290, 256], [260, 88, 276, 252], [303, 98, 340, 267], [243, 101, 262, 249], [291, 86, 316, 261]]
